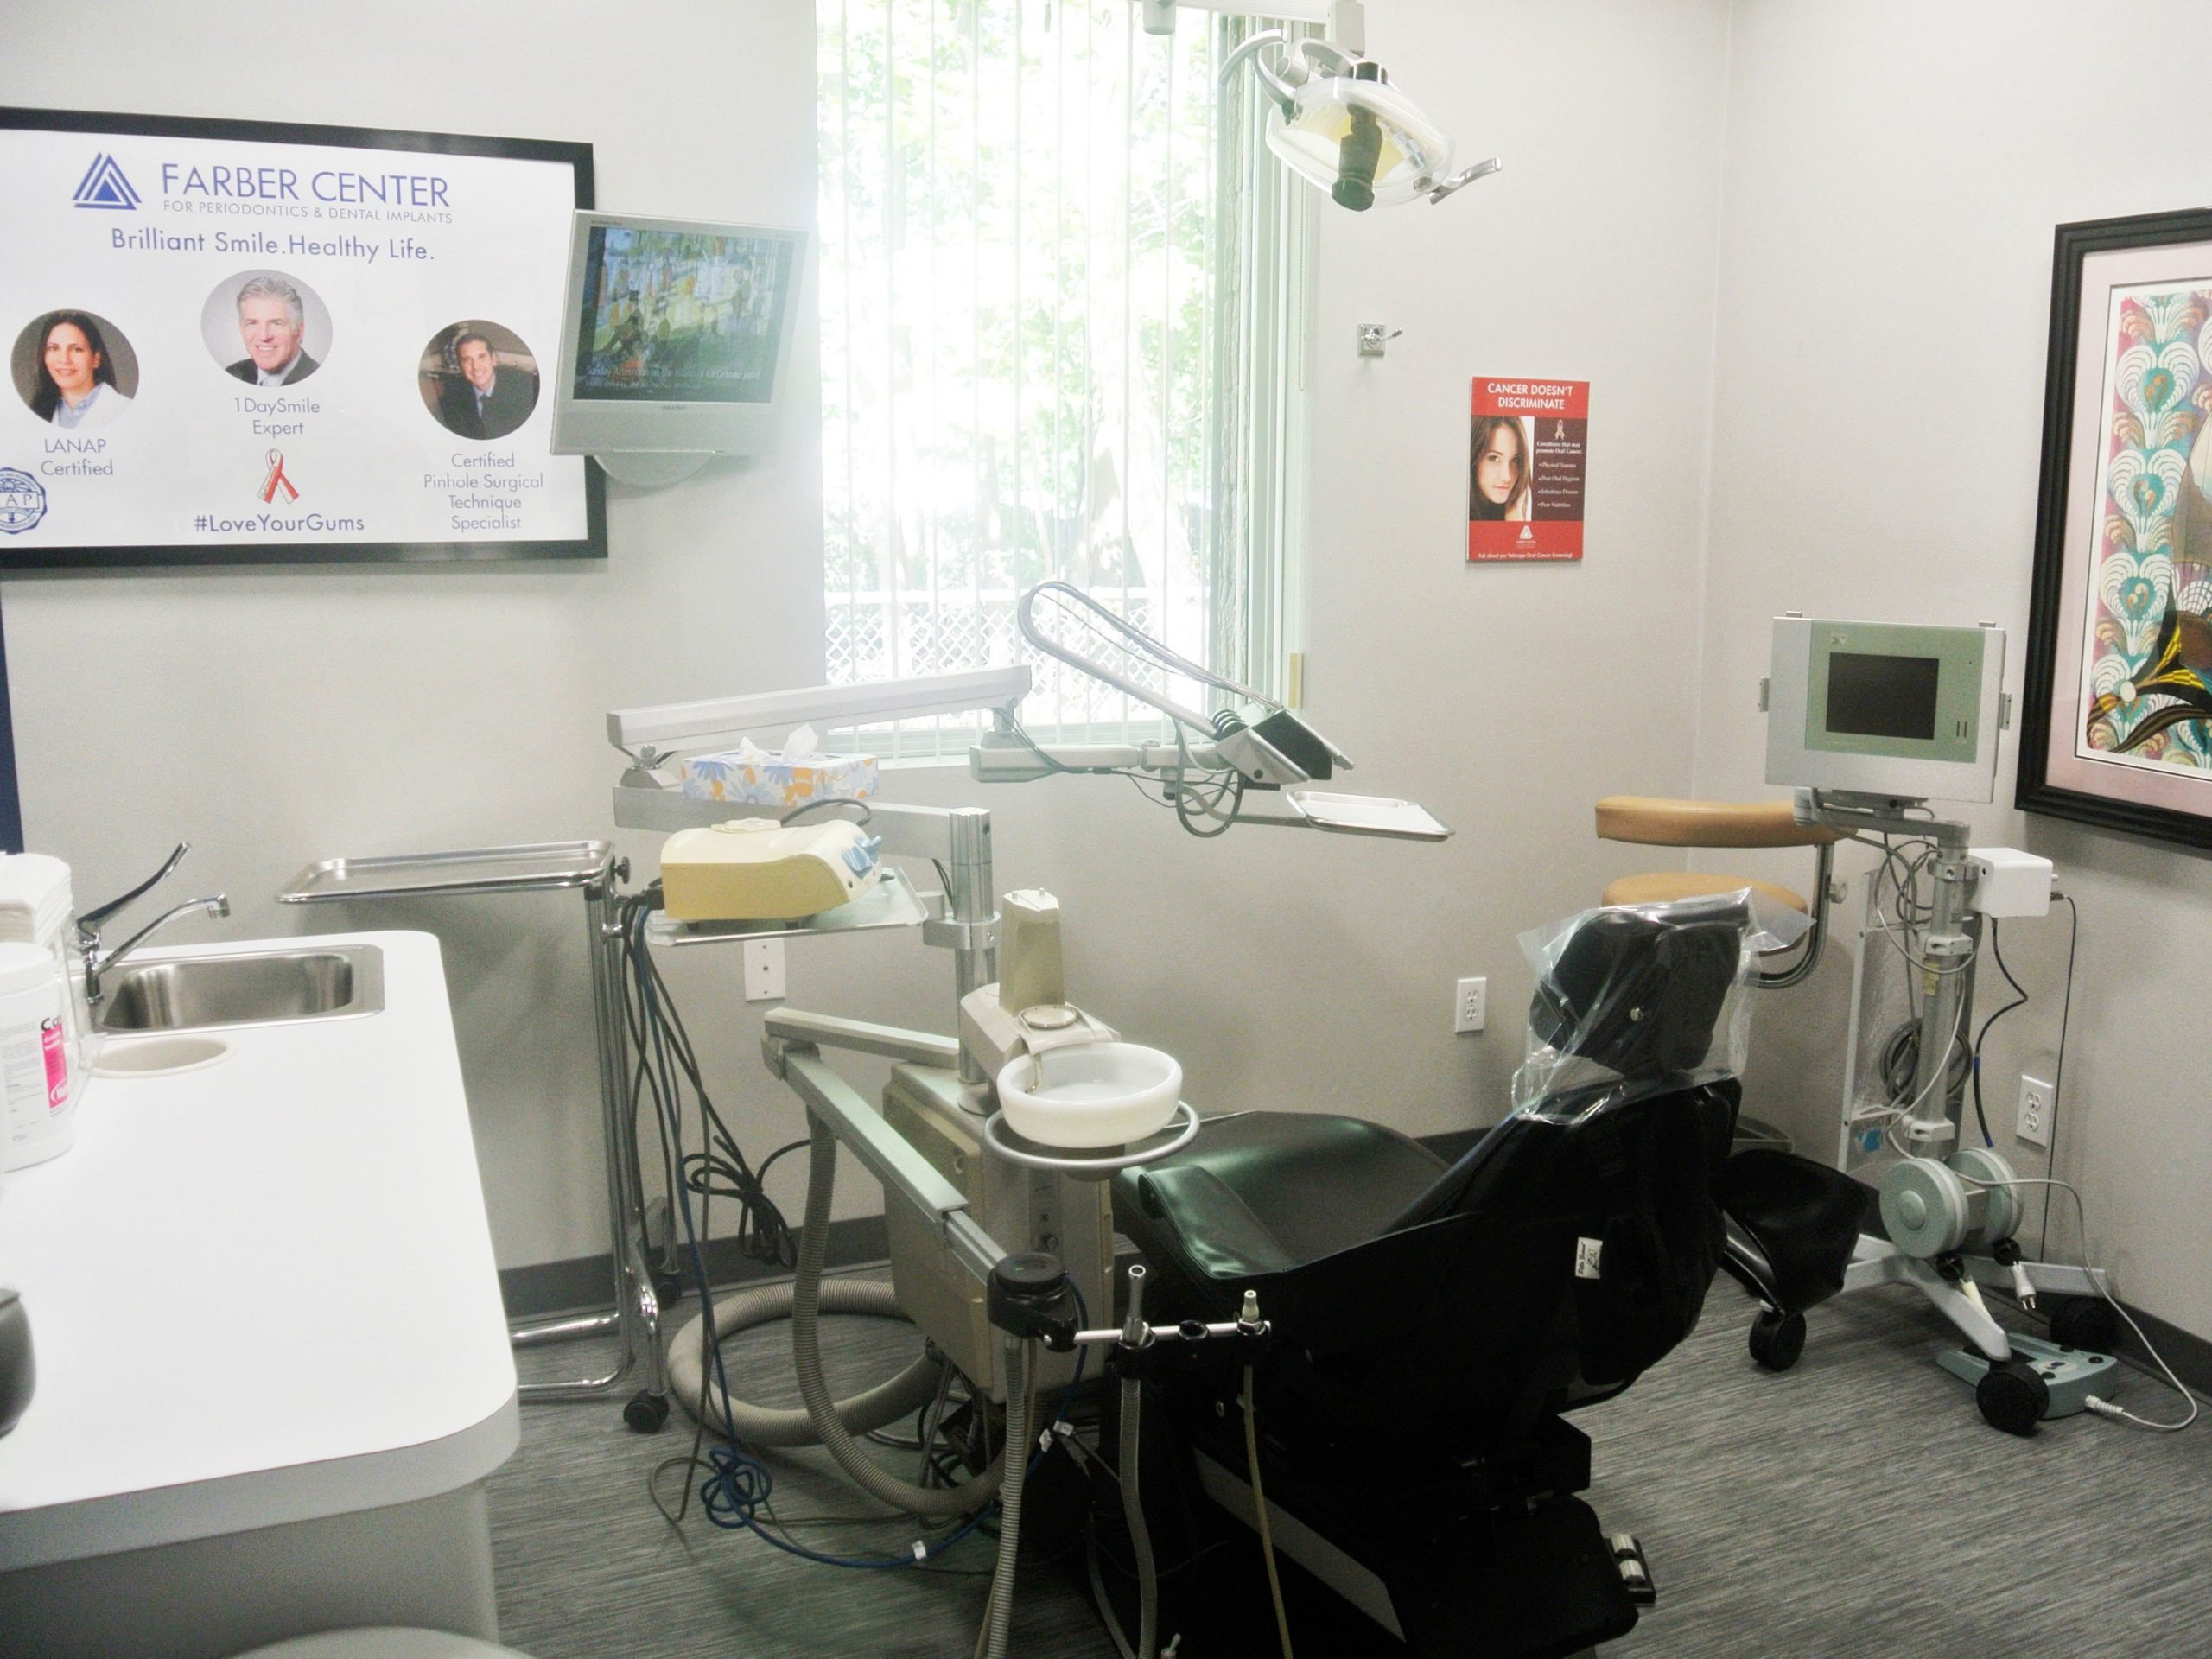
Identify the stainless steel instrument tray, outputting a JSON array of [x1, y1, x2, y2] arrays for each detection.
[[277, 841, 615, 903]]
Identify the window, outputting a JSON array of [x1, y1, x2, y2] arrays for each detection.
[[817, 0, 1312, 750]]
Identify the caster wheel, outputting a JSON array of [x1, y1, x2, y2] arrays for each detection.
[[652, 1270, 686, 1310], [1748, 1309, 1806, 1372], [624, 1389, 671, 1434], [1975, 1360, 2049, 1436], [2049, 1296, 2121, 1354]]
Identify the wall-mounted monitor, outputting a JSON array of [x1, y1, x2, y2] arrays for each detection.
[[1765, 618, 2006, 803], [550, 212, 806, 470]]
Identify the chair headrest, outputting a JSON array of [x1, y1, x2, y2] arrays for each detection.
[[1527, 901, 1748, 1080]]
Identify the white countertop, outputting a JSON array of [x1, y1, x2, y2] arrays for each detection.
[[0, 930, 518, 1570]]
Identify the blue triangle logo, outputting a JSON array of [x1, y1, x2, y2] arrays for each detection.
[[72, 153, 140, 210]]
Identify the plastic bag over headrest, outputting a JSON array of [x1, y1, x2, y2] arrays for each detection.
[[1511, 888, 1808, 1118]]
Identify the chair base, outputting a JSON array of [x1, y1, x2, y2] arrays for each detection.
[[1089, 1385, 1638, 1659]]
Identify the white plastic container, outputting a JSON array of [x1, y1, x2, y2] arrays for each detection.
[[996, 1041, 1182, 1150], [0, 942, 74, 1171]]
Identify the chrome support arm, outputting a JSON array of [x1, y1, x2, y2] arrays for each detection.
[[1755, 840, 1835, 992]]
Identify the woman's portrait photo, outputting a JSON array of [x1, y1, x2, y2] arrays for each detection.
[[12, 310, 138, 430], [1470, 414, 1530, 523]]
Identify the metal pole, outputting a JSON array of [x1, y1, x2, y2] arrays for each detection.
[[514, 859, 665, 1408], [1910, 823, 1975, 1143]]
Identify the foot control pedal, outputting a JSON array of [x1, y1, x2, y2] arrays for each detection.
[[1936, 1332, 2118, 1428], [1609, 1533, 1656, 1606]]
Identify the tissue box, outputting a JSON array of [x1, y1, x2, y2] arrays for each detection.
[[680, 743, 880, 810]]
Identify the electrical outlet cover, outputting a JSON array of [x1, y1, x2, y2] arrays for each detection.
[[1454, 976, 1487, 1034], [2016, 1073, 2053, 1148]]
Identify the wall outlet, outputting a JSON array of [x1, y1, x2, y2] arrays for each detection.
[[1453, 976, 1487, 1034], [742, 937, 787, 1003], [2016, 1073, 2054, 1148]]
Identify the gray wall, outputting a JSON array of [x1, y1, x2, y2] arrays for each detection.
[[1, 0, 1735, 1274], [1695, 0, 2212, 1338]]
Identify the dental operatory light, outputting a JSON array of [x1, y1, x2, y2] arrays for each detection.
[[1143, 0, 1500, 210]]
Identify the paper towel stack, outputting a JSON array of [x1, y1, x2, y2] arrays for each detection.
[[0, 855, 73, 956]]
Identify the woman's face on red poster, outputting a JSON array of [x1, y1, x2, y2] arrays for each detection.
[[1476, 422, 1522, 505]]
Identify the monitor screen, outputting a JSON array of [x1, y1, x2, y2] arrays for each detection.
[[569, 225, 798, 405], [1764, 617, 2004, 804], [1826, 652, 1941, 741]]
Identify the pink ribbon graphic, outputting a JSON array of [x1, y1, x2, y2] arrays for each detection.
[[259, 448, 298, 504]]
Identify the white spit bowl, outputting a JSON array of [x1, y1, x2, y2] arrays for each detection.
[[996, 1041, 1182, 1150]]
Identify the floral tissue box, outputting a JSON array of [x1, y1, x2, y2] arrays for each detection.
[[679, 741, 880, 810]]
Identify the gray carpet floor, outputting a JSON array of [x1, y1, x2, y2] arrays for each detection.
[[491, 1274, 2211, 1658]]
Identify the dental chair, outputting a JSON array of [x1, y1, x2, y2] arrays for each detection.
[[1592, 796, 1868, 1373], [1100, 895, 1769, 1658]]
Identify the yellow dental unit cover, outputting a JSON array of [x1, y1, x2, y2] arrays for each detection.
[[660, 817, 883, 923]]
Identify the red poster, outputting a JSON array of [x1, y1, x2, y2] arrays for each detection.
[[1468, 378, 1589, 562]]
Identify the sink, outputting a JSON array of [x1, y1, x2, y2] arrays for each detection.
[[96, 944, 385, 1033], [94, 1034, 232, 1077]]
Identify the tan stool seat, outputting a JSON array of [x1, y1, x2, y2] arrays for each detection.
[[1600, 871, 1808, 913], [1595, 796, 1840, 849]]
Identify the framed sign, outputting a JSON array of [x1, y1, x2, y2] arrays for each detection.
[[2019, 208, 2212, 849], [1468, 378, 1587, 563], [0, 107, 602, 568]]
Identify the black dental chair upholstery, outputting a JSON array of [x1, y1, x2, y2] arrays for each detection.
[[1107, 899, 1758, 1658]]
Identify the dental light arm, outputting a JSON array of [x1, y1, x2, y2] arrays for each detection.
[[1000, 581, 1446, 840], [1014, 579, 1354, 798], [606, 588, 1445, 841]]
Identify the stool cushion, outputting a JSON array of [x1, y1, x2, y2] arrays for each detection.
[[1594, 796, 1840, 849], [1601, 871, 1808, 913], [232, 1630, 533, 1659]]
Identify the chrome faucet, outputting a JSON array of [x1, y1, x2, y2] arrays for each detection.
[[76, 842, 231, 1007]]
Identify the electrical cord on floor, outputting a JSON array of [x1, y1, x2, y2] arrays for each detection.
[[624, 898, 997, 1568], [1945, 1162, 2198, 1433]]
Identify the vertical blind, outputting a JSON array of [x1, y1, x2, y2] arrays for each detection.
[[817, 0, 1311, 747]]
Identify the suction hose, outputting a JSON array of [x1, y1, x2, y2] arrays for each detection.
[[790, 1112, 1007, 1515], [1122, 1372, 1160, 1659], [981, 1335, 1036, 1659], [664, 1277, 942, 1445]]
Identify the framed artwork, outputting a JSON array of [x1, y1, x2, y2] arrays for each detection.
[[0, 106, 601, 568], [2019, 208, 2212, 849]]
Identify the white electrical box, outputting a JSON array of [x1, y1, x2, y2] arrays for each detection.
[[1967, 847, 2054, 918]]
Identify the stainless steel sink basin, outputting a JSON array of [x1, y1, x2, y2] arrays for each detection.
[[95, 944, 385, 1033]]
